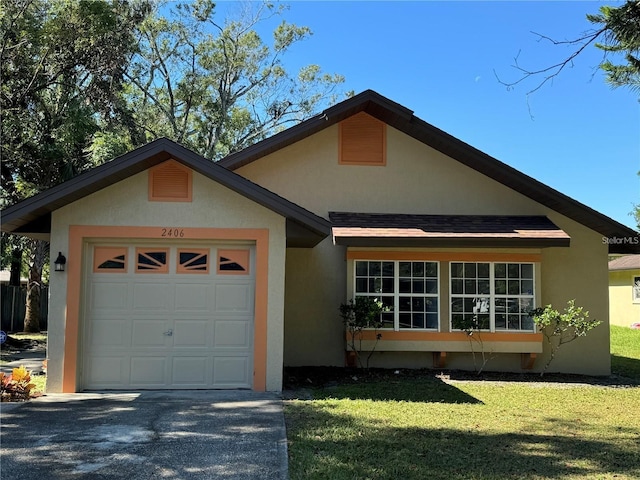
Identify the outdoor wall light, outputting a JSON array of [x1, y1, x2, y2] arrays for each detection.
[[54, 252, 67, 272]]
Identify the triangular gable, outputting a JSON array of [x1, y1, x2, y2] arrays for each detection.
[[1, 138, 330, 247], [218, 90, 639, 254]]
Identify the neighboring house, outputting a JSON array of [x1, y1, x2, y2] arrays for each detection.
[[609, 255, 640, 327], [1, 90, 638, 393]]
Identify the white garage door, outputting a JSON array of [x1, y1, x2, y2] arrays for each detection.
[[83, 243, 255, 389]]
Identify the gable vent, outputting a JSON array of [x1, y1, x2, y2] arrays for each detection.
[[149, 160, 192, 202], [339, 112, 386, 166]]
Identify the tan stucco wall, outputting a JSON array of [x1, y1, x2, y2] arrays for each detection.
[[237, 124, 612, 375], [609, 270, 640, 327], [48, 168, 286, 392]]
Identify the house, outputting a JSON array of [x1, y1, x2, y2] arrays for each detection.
[[2, 90, 638, 393], [609, 255, 640, 328]]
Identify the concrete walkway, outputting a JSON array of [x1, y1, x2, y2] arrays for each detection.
[[0, 390, 289, 479]]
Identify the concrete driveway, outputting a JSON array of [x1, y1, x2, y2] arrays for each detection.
[[0, 391, 288, 479]]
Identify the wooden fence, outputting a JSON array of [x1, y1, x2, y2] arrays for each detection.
[[1, 285, 49, 332]]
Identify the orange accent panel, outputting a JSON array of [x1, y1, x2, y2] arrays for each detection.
[[64, 226, 269, 393], [339, 112, 386, 166], [93, 246, 127, 273], [217, 249, 250, 275], [521, 352, 537, 370], [433, 351, 447, 368], [177, 248, 210, 274], [135, 247, 169, 273], [347, 251, 542, 263], [149, 159, 193, 202], [350, 331, 543, 343]]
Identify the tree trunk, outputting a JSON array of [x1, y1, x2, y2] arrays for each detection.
[[9, 247, 22, 286], [24, 240, 48, 333]]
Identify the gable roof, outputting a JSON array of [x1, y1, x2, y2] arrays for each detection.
[[0, 138, 330, 247], [219, 90, 639, 254], [609, 255, 640, 271]]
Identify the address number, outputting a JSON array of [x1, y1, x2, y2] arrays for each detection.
[[161, 228, 184, 238]]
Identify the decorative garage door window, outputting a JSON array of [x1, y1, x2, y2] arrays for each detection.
[[94, 247, 127, 273], [450, 262, 535, 331], [177, 249, 209, 274], [135, 248, 169, 273], [218, 249, 250, 274], [354, 260, 439, 330]]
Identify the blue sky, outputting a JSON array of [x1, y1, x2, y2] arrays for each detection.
[[217, 1, 639, 228]]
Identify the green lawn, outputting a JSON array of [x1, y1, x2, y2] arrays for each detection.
[[611, 325, 640, 381], [284, 327, 640, 480]]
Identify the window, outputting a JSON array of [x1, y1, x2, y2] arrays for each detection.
[[634, 276, 640, 304], [354, 260, 439, 329], [178, 249, 209, 274], [135, 248, 169, 273], [94, 247, 127, 273], [451, 262, 535, 331], [217, 249, 250, 275]]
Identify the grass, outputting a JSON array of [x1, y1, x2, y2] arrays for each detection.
[[284, 327, 640, 480], [610, 325, 640, 381]]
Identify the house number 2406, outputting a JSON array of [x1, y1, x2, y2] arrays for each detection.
[[161, 228, 184, 238]]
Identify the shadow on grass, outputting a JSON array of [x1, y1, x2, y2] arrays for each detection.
[[285, 403, 640, 480], [611, 354, 640, 383]]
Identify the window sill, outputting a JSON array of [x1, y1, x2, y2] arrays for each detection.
[[346, 330, 543, 354]]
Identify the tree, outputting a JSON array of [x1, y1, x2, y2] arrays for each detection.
[[118, 0, 346, 160], [1, 0, 150, 331], [340, 297, 385, 369], [496, 1, 640, 97]]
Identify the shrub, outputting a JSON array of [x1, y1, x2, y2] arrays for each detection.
[[340, 297, 385, 368], [0, 366, 37, 402]]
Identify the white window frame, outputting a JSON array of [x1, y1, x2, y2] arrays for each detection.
[[449, 262, 536, 332], [633, 276, 640, 304], [353, 260, 440, 331]]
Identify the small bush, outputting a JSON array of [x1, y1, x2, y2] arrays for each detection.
[[0, 366, 37, 402]]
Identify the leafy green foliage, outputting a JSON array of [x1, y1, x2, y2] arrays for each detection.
[[451, 315, 495, 374], [339, 297, 385, 369], [530, 300, 602, 375]]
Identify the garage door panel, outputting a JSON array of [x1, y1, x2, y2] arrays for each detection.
[[214, 283, 253, 313], [213, 320, 251, 348], [130, 357, 167, 385], [173, 320, 209, 347], [89, 319, 128, 347], [175, 283, 210, 312], [131, 319, 171, 348], [213, 356, 251, 387], [86, 356, 128, 386], [171, 357, 209, 386], [91, 282, 130, 310], [133, 282, 171, 310]]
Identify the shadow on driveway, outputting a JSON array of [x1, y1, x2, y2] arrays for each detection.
[[1, 391, 288, 480]]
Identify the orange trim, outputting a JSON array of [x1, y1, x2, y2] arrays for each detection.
[[521, 353, 537, 369], [135, 247, 170, 273], [148, 159, 193, 202], [64, 225, 269, 393], [350, 330, 543, 342], [339, 112, 387, 166], [217, 249, 250, 275], [177, 248, 210, 274], [347, 251, 542, 263], [93, 246, 127, 273]]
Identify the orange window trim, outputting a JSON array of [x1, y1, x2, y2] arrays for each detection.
[[347, 251, 542, 263], [93, 246, 127, 273], [217, 249, 250, 275], [148, 159, 193, 202], [351, 331, 543, 343], [135, 247, 170, 273], [339, 112, 387, 166], [177, 248, 210, 274], [64, 225, 269, 393]]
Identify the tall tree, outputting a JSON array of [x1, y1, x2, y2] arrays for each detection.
[[117, 0, 346, 160], [1, 0, 149, 331], [497, 1, 640, 97]]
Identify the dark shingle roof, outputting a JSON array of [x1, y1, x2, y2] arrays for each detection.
[[329, 212, 570, 248], [220, 90, 639, 254]]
